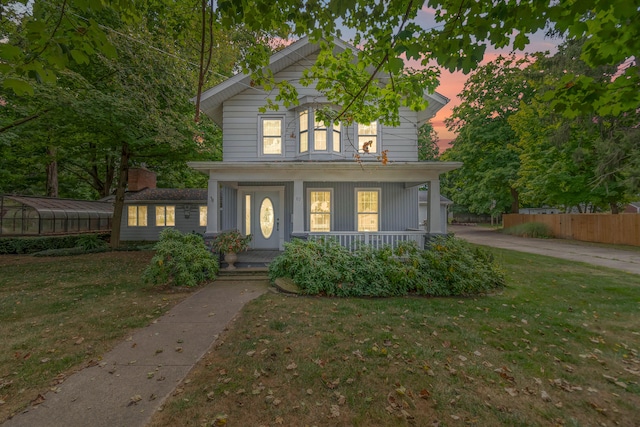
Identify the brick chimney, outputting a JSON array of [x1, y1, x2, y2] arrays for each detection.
[[128, 167, 157, 191]]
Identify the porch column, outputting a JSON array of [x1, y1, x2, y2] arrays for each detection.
[[428, 179, 443, 235], [292, 179, 304, 234], [206, 177, 219, 234]]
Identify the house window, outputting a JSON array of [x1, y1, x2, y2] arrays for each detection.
[[199, 206, 207, 226], [244, 194, 251, 235], [299, 111, 309, 153], [298, 108, 341, 153], [314, 116, 327, 151], [356, 189, 379, 232], [127, 205, 147, 227], [260, 117, 283, 155], [358, 121, 378, 153], [156, 206, 175, 226], [309, 190, 332, 232], [333, 123, 341, 152]]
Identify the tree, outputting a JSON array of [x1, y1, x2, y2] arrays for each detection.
[[510, 39, 636, 213], [417, 122, 440, 160], [442, 55, 534, 215], [5, 1, 638, 126]]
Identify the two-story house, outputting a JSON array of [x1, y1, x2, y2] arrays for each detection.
[[189, 37, 461, 251]]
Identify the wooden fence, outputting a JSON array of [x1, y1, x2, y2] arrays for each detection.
[[503, 214, 640, 246]]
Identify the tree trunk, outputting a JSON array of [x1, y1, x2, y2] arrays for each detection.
[[509, 187, 519, 214], [610, 202, 619, 214], [110, 143, 130, 249], [46, 147, 58, 198]]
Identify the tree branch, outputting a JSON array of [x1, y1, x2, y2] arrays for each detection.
[[334, 0, 414, 123]]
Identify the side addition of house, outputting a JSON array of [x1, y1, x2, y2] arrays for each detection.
[[189, 37, 462, 250]]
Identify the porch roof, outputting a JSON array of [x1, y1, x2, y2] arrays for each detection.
[[188, 161, 462, 184]]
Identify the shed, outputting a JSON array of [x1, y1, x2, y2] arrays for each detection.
[[0, 195, 113, 236]]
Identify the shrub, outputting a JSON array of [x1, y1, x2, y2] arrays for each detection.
[[142, 229, 219, 287], [502, 222, 554, 238], [33, 247, 109, 257], [0, 233, 109, 255], [268, 236, 504, 297], [419, 235, 505, 296], [76, 234, 108, 251]]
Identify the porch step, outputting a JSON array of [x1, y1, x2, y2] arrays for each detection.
[[217, 267, 270, 285]]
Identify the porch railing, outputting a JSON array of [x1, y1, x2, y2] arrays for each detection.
[[307, 231, 426, 252]]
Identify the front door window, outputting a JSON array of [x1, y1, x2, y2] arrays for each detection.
[[260, 197, 274, 239]]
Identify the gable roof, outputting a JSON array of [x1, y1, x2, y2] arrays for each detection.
[[198, 36, 448, 126]]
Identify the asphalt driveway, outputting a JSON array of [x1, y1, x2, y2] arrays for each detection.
[[450, 225, 640, 276]]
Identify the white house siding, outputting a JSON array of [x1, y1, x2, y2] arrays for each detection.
[[221, 54, 420, 162], [304, 182, 418, 232], [120, 202, 206, 241]]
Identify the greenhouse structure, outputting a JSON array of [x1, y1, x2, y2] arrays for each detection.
[[0, 195, 113, 236]]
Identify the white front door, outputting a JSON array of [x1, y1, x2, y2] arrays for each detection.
[[249, 191, 280, 249]]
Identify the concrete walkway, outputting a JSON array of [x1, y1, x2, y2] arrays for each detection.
[[3, 279, 268, 427], [451, 225, 640, 276]]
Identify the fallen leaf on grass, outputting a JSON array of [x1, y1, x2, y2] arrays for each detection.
[[541, 391, 551, 402], [504, 388, 518, 397], [329, 404, 340, 418], [31, 394, 46, 406], [212, 414, 228, 426], [286, 362, 297, 370]]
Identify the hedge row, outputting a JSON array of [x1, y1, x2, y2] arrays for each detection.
[[268, 236, 505, 297], [0, 233, 110, 255]]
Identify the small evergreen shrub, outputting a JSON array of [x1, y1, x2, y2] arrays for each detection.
[[142, 229, 219, 287], [502, 222, 554, 238], [268, 236, 504, 297], [76, 234, 108, 250]]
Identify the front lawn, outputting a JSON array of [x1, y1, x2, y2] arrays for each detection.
[[0, 251, 193, 421], [150, 248, 640, 426]]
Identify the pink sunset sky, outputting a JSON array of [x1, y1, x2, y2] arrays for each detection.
[[411, 7, 559, 151]]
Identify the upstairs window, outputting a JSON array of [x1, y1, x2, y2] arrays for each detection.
[[358, 122, 378, 154], [127, 205, 147, 227], [299, 108, 341, 154], [260, 116, 283, 155], [156, 206, 175, 226], [299, 111, 309, 153]]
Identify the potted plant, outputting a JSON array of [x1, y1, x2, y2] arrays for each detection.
[[211, 230, 252, 270]]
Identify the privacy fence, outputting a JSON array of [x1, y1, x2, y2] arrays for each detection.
[[503, 214, 640, 246]]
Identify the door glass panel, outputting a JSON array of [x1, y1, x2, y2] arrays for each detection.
[[260, 197, 274, 239]]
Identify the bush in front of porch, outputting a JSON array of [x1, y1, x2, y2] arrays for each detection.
[[268, 236, 504, 297], [143, 229, 219, 288]]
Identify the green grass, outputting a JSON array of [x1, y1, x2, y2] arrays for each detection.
[[150, 248, 640, 427], [0, 252, 193, 421]]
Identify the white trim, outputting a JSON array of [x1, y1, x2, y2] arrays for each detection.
[[355, 188, 381, 232], [189, 161, 462, 183], [307, 188, 334, 232]]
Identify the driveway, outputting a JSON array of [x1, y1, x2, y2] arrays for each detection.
[[450, 225, 640, 276]]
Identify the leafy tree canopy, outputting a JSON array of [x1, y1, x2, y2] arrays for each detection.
[[3, 0, 638, 124]]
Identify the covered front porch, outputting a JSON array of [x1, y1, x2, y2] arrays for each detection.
[[189, 161, 462, 251]]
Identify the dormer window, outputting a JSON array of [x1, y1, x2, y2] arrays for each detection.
[[298, 108, 341, 154]]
